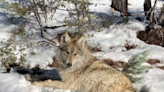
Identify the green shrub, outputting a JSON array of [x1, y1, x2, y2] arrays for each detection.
[[0, 0, 31, 18], [123, 50, 150, 83], [65, 0, 100, 35], [0, 43, 26, 72]]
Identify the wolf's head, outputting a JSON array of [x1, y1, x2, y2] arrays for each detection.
[[56, 32, 93, 71]]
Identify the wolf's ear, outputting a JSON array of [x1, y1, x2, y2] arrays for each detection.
[[60, 32, 72, 45], [76, 35, 86, 48]]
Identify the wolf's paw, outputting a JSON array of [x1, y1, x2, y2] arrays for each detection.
[[32, 81, 43, 87], [25, 74, 32, 81], [32, 79, 52, 87]]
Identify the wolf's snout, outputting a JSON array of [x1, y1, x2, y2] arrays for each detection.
[[67, 63, 72, 67]]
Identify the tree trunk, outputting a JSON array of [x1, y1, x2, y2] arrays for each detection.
[[144, 0, 152, 20], [158, 5, 164, 27], [111, 0, 128, 14]]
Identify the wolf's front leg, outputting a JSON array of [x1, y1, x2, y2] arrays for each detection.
[[33, 80, 68, 89]]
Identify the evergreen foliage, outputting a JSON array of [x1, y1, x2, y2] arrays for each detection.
[[0, 43, 26, 72], [123, 50, 150, 83]]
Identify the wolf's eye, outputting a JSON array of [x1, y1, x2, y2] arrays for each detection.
[[74, 53, 77, 56], [66, 51, 69, 54]]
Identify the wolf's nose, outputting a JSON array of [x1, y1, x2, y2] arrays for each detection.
[[67, 63, 72, 67]]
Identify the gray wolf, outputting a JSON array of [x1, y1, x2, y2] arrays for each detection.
[[28, 32, 134, 92]]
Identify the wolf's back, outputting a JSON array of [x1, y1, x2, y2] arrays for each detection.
[[84, 60, 134, 92]]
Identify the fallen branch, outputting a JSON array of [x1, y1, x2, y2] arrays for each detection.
[[44, 24, 67, 29], [40, 29, 59, 46]]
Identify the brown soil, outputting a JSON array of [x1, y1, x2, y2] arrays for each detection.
[[146, 59, 160, 65], [157, 66, 164, 70], [102, 59, 126, 69], [137, 28, 164, 47], [48, 57, 58, 68], [124, 41, 138, 51]]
